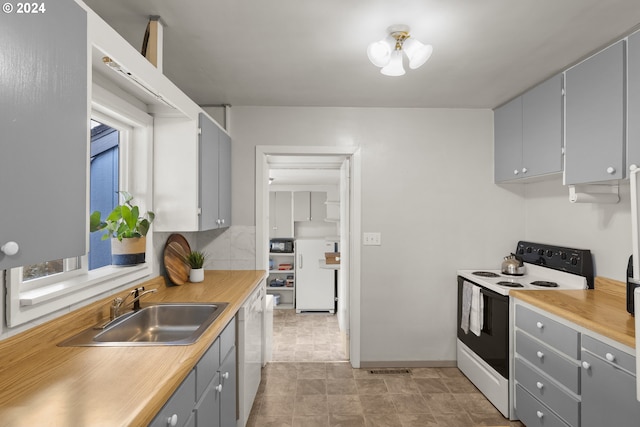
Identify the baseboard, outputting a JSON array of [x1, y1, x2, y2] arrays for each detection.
[[359, 360, 457, 368]]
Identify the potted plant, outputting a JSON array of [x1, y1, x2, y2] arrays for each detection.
[[90, 191, 155, 266], [185, 250, 207, 282]]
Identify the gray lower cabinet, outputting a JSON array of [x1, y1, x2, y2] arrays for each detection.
[[514, 304, 580, 427], [628, 30, 640, 170], [199, 113, 232, 230], [0, 0, 87, 270], [564, 40, 625, 184], [494, 74, 563, 183], [581, 335, 640, 427], [150, 318, 237, 427]]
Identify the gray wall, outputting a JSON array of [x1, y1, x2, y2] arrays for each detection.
[[228, 106, 526, 363]]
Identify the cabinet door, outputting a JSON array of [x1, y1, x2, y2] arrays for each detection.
[[310, 192, 326, 222], [271, 192, 293, 238], [0, 0, 87, 270], [628, 31, 640, 170], [522, 74, 563, 178], [565, 41, 625, 184], [494, 96, 523, 182], [219, 346, 237, 427], [581, 351, 640, 427], [218, 129, 231, 228], [199, 113, 221, 231], [293, 191, 311, 221], [195, 372, 221, 427]]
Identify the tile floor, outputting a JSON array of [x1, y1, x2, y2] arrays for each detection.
[[247, 310, 525, 427]]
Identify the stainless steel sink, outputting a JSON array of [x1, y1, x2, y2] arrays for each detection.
[[59, 303, 228, 347]]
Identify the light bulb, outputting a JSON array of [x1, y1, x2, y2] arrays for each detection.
[[403, 38, 433, 69], [380, 50, 405, 76]]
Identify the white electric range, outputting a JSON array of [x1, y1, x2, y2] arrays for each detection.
[[456, 241, 594, 420]]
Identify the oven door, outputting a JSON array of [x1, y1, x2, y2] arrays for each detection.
[[457, 276, 509, 379]]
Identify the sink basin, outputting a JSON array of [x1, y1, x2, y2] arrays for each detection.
[[59, 303, 228, 347]]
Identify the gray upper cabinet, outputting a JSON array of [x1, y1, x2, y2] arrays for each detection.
[[0, 0, 87, 270], [564, 40, 625, 184], [199, 113, 231, 230], [269, 192, 293, 238], [293, 191, 326, 222], [494, 74, 563, 183], [628, 31, 640, 171]]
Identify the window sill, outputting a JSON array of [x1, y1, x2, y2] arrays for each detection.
[[7, 263, 152, 328], [19, 264, 149, 306]]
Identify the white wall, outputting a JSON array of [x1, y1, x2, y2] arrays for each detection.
[[523, 177, 631, 281], [229, 106, 526, 364]]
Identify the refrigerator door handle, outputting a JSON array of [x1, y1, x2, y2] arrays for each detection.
[[298, 254, 303, 269]]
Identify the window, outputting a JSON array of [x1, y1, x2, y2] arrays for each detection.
[[6, 83, 154, 327]]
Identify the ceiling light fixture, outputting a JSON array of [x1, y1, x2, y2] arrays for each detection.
[[367, 25, 433, 76]]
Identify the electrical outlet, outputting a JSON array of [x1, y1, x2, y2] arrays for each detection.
[[363, 232, 381, 246]]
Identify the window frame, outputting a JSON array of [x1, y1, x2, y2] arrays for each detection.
[[5, 83, 155, 328]]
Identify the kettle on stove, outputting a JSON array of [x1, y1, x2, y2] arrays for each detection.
[[502, 253, 525, 276]]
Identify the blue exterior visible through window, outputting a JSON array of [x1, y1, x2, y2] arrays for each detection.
[[89, 122, 119, 270]]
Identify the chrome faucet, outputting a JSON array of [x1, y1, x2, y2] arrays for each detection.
[[109, 287, 158, 320]]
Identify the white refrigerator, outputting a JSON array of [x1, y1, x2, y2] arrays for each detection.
[[295, 238, 335, 313]]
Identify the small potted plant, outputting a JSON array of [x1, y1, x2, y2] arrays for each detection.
[[185, 250, 207, 282], [90, 191, 155, 266]]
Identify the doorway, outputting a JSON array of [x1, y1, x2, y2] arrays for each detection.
[[255, 146, 361, 368]]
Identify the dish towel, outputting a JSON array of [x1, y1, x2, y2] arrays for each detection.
[[460, 281, 474, 334], [469, 285, 484, 336]]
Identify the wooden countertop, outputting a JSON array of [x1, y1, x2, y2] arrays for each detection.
[[511, 277, 635, 349], [0, 270, 266, 427]]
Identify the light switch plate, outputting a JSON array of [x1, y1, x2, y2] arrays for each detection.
[[363, 232, 381, 246]]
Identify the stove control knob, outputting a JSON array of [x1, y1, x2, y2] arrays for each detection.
[[559, 251, 567, 260], [537, 248, 544, 255], [526, 246, 532, 253], [570, 257, 578, 266], [546, 250, 553, 257]]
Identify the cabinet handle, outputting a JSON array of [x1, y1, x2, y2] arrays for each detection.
[[536, 351, 544, 359], [607, 166, 616, 174], [605, 352, 616, 362], [167, 414, 178, 427], [536, 411, 544, 419], [513, 169, 519, 175], [536, 381, 544, 390], [215, 384, 223, 393], [582, 361, 591, 370], [221, 218, 225, 224], [0, 241, 19, 256], [536, 321, 544, 329], [222, 371, 230, 379], [522, 167, 528, 174]]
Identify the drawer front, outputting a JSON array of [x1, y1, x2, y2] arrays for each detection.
[[220, 316, 236, 360], [515, 357, 580, 427], [516, 384, 571, 427], [582, 334, 635, 374], [196, 338, 220, 401], [516, 304, 580, 359], [150, 370, 196, 427], [516, 330, 580, 393]]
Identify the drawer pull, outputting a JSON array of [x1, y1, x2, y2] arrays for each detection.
[[215, 384, 223, 393], [536, 410, 544, 419], [536, 321, 544, 329], [582, 361, 591, 370], [536, 381, 544, 390], [605, 352, 616, 362], [222, 371, 230, 380], [167, 414, 178, 427], [536, 351, 544, 359]]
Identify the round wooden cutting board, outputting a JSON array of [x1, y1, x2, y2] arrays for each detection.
[[163, 234, 191, 285]]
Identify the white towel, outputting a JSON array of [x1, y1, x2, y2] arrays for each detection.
[[470, 285, 484, 336], [460, 281, 473, 333]]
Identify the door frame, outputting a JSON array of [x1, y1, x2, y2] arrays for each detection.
[[255, 145, 362, 367]]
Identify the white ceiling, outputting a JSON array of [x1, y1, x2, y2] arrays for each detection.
[[83, 0, 640, 109]]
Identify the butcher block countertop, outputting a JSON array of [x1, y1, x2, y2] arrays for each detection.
[[0, 270, 266, 427], [511, 276, 635, 349]]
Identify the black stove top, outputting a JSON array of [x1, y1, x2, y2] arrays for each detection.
[[530, 280, 559, 288], [472, 271, 500, 278]]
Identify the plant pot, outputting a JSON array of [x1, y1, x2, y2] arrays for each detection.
[[111, 236, 146, 266], [189, 268, 204, 283]]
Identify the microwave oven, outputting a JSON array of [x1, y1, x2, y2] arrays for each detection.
[[270, 238, 294, 253]]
